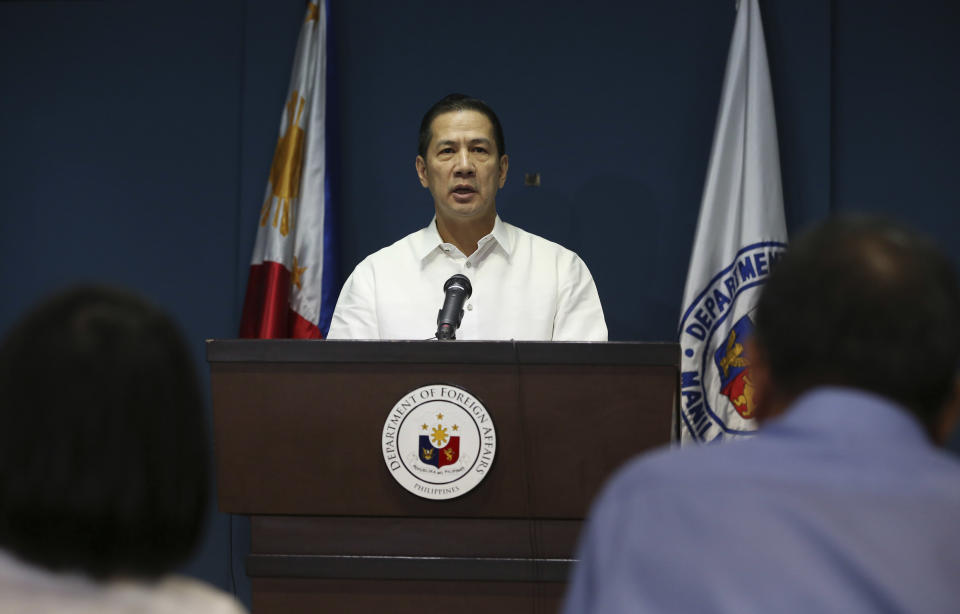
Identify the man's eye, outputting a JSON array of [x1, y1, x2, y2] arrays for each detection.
[[472, 147, 488, 154], [439, 148, 454, 154]]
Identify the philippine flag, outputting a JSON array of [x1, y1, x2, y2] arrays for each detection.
[[239, 0, 337, 339]]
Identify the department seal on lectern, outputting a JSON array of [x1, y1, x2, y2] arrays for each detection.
[[381, 384, 496, 501]]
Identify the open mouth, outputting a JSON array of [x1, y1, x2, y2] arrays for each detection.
[[452, 185, 477, 196]]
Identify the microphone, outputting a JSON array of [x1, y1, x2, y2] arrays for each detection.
[[436, 274, 473, 340]]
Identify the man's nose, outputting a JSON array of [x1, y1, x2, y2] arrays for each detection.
[[453, 150, 475, 176]]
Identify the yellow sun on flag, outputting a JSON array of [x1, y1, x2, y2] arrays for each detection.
[[260, 90, 307, 237]]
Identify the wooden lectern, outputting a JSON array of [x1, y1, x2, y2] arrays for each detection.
[[207, 340, 678, 613]]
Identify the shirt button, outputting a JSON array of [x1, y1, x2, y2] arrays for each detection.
[[467, 304, 473, 311], [465, 262, 472, 268]]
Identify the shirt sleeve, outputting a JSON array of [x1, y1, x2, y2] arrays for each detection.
[[326, 259, 380, 340], [561, 474, 656, 614], [562, 480, 627, 613], [553, 253, 608, 341], [561, 516, 602, 613], [561, 463, 703, 614]]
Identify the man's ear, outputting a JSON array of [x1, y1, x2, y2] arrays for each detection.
[[934, 377, 960, 446], [498, 154, 509, 188], [747, 336, 774, 424], [416, 156, 429, 188]]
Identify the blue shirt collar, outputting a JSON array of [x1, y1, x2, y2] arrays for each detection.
[[766, 386, 931, 447]]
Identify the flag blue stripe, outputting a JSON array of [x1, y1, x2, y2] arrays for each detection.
[[317, 0, 338, 338]]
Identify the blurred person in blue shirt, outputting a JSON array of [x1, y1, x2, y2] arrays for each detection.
[[563, 215, 960, 614]]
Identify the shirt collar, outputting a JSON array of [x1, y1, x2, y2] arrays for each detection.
[[487, 215, 515, 260], [766, 386, 931, 448], [414, 215, 516, 262], [413, 218, 445, 260]]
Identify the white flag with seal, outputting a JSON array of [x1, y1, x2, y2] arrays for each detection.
[[678, 0, 788, 444]]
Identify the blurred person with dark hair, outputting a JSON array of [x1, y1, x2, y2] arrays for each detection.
[[562, 216, 960, 613], [0, 286, 245, 613], [327, 93, 607, 341]]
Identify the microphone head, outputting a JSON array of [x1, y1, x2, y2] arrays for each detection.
[[444, 274, 473, 299]]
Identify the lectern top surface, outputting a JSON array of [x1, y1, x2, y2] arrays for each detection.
[[206, 339, 679, 366]]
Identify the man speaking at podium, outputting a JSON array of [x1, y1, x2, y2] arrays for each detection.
[[327, 94, 607, 341]]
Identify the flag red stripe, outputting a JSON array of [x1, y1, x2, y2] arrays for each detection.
[[239, 261, 323, 339], [290, 308, 322, 339], [239, 261, 289, 338]]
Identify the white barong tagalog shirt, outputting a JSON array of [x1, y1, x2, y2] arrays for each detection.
[[328, 217, 607, 341]]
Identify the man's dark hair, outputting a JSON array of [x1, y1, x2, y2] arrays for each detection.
[[0, 286, 209, 579], [754, 215, 960, 426], [418, 93, 505, 159]]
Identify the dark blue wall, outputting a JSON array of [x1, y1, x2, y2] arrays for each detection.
[[1, 0, 958, 607]]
